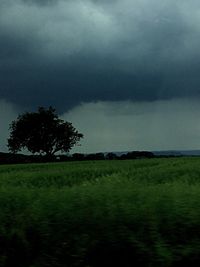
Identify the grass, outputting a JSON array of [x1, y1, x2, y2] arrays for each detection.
[[0, 158, 200, 266]]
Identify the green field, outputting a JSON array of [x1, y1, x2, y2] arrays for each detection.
[[0, 158, 200, 267]]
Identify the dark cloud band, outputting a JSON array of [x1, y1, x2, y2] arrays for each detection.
[[1, 0, 200, 111]]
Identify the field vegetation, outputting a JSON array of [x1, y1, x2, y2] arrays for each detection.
[[0, 158, 200, 266]]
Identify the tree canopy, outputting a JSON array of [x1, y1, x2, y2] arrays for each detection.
[[7, 107, 83, 156]]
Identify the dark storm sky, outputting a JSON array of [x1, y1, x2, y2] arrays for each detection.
[[1, 0, 200, 153], [1, 0, 200, 111]]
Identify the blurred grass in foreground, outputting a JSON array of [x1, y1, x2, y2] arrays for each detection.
[[0, 158, 199, 266]]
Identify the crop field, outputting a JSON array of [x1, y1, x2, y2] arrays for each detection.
[[0, 157, 200, 267]]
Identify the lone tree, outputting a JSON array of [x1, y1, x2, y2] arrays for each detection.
[[7, 107, 83, 157]]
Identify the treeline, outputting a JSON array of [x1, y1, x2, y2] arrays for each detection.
[[0, 151, 155, 164], [71, 151, 154, 161]]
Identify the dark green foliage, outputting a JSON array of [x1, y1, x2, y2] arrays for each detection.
[[106, 152, 118, 160], [7, 107, 83, 156], [120, 151, 154, 159], [85, 153, 105, 160], [72, 153, 85, 161], [0, 158, 200, 266]]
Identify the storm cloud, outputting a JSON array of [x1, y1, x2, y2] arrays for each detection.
[[1, 0, 200, 152], [0, 99, 19, 152], [63, 98, 200, 153], [1, 0, 200, 111], [2, 98, 200, 153]]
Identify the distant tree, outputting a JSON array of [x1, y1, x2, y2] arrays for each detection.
[[85, 153, 105, 160], [106, 152, 118, 160], [72, 153, 85, 161], [7, 107, 83, 157], [120, 151, 154, 160]]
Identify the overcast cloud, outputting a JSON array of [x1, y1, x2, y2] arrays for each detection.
[[0, 99, 19, 152], [1, 98, 200, 153], [1, 0, 200, 151], [63, 98, 200, 153], [1, 0, 200, 109]]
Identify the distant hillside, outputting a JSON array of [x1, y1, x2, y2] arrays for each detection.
[[1, 150, 200, 164], [0, 152, 31, 164], [153, 150, 200, 156], [109, 150, 200, 157], [0, 152, 53, 164], [0, 152, 27, 164], [0, 151, 154, 164]]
